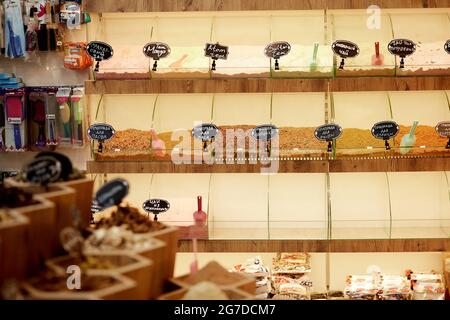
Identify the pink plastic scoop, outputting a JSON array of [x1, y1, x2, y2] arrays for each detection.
[[150, 128, 166, 157], [372, 42, 384, 66]]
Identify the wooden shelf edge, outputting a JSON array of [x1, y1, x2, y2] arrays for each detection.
[[177, 239, 450, 253], [84, 76, 450, 95], [86, 158, 450, 174], [86, 0, 450, 13]]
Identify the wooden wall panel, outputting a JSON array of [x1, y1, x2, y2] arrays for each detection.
[[177, 238, 450, 252], [86, 0, 450, 12], [85, 77, 450, 95]]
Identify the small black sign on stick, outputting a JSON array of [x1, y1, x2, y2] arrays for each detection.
[[264, 41, 291, 71], [24, 156, 62, 187], [331, 40, 360, 70], [435, 121, 450, 149], [371, 121, 399, 150], [142, 199, 170, 221], [204, 43, 229, 71], [388, 39, 416, 69], [86, 41, 114, 72], [314, 123, 343, 152], [94, 178, 129, 209], [143, 42, 171, 72], [192, 123, 219, 151], [87, 123, 115, 153], [251, 124, 279, 156]]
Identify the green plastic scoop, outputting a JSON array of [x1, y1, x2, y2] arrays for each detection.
[[400, 121, 419, 155], [310, 42, 319, 72]]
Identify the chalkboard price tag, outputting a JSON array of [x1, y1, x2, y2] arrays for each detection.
[[143, 42, 171, 71], [251, 124, 279, 141], [192, 123, 219, 142], [86, 41, 114, 72], [445, 40, 450, 54], [331, 40, 360, 70], [264, 41, 291, 70], [24, 156, 62, 186], [143, 199, 170, 221], [388, 39, 416, 68], [314, 124, 343, 152], [371, 121, 399, 150], [94, 178, 129, 209], [35, 151, 73, 181], [87, 123, 115, 153], [435, 121, 450, 149], [204, 43, 229, 71]]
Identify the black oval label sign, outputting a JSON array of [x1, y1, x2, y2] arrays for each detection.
[[371, 121, 400, 140], [24, 156, 62, 185], [143, 42, 171, 60], [87, 123, 116, 142], [435, 121, 450, 137], [388, 39, 416, 57], [204, 42, 229, 60], [251, 125, 279, 141], [445, 40, 450, 54], [95, 178, 129, 209], [314, 124, 343, 141], [143, 199, 170, 214], [192, 123, 219, 141], [331, 40, 360, 58], [264, 41, 291, 59], [86, 41, 114, 61], [35, 151, 73, 181]]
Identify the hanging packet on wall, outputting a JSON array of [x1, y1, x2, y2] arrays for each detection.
[[4, 0, 27, 58], [4, 88, 27, 151], [64, 42, 92, 69], [28, 88, 48, 148], [60, 0, 82, 29], [46, 87, 58, 146], [56, 87, 72, 145], [70, 87, 84, 146]]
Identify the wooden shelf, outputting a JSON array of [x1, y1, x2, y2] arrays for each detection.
[[86, 157, 450, 174], [177, 238, 450, 253], [86, 0, 450, 12], [85, 76, 450, 95]]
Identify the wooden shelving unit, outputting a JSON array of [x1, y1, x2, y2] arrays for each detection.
[[177, 238, 450, 253], [87, 157, 450, 174], [83, 4, 450, 256], [85, 76, 450, 95], [86, 0, 450, 12]]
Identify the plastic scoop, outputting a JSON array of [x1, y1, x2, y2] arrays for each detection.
[[193, 195, 207, 226], [400, 121, 419, 155], [310, 42, 320, 72], [372, 42, 384, 66], [169, 54, 188, 69], [150, 128, 166, 157]]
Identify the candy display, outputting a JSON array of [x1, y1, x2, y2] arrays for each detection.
[[231, 257, 271, 299], [272, 253, 311, 274], [93, 203, 166, 234], [94, 122, 449, 162], [270, 253, 312, 300], [85, 226, 159, 251], [344, 274, 378, 300], [410, 272, 446, 300]]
